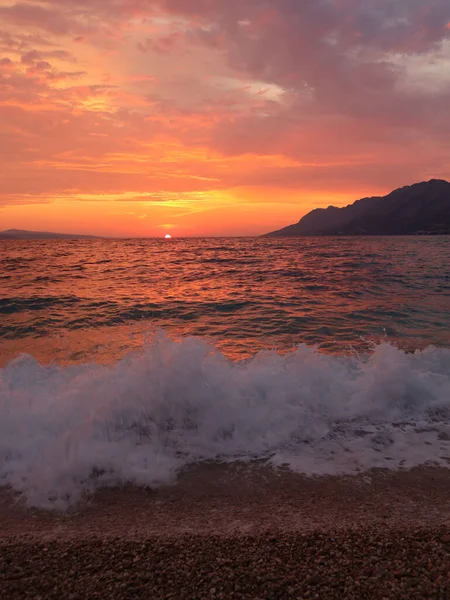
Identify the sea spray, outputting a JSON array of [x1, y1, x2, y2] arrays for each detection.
[[1, 331, 450, 508]]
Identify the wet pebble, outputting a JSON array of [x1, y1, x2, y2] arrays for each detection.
[[1, 527, 450, 599]]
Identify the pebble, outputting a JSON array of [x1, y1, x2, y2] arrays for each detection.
[[1, 527, 450, 599]]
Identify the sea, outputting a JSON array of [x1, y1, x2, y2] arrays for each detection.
[[1, 236, 450, 508]]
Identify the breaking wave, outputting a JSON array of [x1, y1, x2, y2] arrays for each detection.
[[1, 331, 450, 509]]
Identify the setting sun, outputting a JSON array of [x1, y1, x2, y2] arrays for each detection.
[[1, 1, 450, 591], [0, 0, 448, 237]]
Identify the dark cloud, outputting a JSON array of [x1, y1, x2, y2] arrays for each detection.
[[1, 0, 449, 210], [0, 3, 79, 35], [21, 49, 42, 64], [165, 0, 450, 169]]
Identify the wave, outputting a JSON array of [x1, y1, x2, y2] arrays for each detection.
[[0, 296, 80, 315], [1, 331, 450, 509], [0, 299, 255, 338]]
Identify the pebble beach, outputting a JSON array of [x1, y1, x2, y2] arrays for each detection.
[[2, 528, 450, 600], [2, 466, 450, 599]]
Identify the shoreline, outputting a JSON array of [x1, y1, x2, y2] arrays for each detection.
[[2, 527, 450, 599], [2, 465, 450, 540], [2, 466, 450, 599]]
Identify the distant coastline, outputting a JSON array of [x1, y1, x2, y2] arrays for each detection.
[[0, 229, 101, 240], [4, 179, 450, 240], [265, 179, 450, 237]]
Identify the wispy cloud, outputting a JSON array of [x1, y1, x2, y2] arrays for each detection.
[[0, 0, 449, 234]]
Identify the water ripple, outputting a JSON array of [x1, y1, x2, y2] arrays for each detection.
[[0, 237, 449, 357]]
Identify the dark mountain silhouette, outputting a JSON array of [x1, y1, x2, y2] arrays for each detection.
[[0, 229, 100, 239], [266, 179, 450, 237]]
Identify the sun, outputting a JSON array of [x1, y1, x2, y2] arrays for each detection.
[[165, 234, 172, 239]]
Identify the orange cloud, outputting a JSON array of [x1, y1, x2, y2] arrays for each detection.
[[0, 0, 449, 235]]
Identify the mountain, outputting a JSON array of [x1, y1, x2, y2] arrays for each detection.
[[0, 229, 100, 240], [265, 179, 450, 237]]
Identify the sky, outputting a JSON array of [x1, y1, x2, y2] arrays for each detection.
[[0, 0, 449, 237]]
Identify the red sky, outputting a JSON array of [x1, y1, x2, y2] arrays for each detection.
[[0, 0, 449, 237]]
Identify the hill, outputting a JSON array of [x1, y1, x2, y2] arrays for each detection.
[[0, 229, 100, 240], [266, 179, 450, 236]]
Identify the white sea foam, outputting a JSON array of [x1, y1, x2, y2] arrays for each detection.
[[1, 330, 450, 509]]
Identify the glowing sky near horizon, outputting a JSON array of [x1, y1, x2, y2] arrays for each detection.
[[0, 1, 449, 236]]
